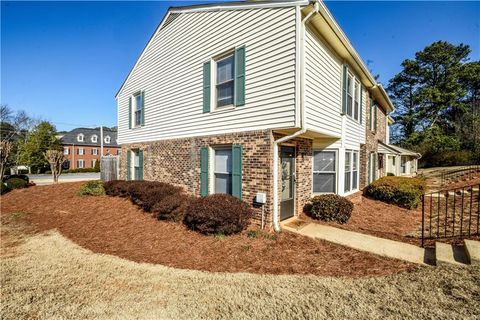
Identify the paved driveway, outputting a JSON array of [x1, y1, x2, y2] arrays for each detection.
[[28, 173, 100, 186]]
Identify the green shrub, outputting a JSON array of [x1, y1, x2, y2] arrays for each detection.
[[364, 176, 427, 209], [79, 180, 105, 196], [304, 194, 353, 224], [184, 194, 253, 235], [2, 174, 29, 183], [5, 178, 28, 190], [1, 183, 11, 195]]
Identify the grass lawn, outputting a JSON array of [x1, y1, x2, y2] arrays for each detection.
[[2, 220, 480, 319]]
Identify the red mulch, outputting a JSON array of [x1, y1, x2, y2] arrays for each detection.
[[302, 196, 424, 245], [0, 182, 415, 277]]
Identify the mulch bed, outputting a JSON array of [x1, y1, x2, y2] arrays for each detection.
[[0, 182, 415, 277], [302, 196, 424, 245]]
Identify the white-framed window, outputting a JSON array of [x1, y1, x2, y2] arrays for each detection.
[[313, 150, 337, 193], [354, 80, 360, 121], [215, 53, 235, 108], [401, 156, 407, 174], [91, 159, 97, 168], [104, 136, 111, 144], [63, 147, 69, 155], [77, 148, 84, 155], [345, 150, 359, 193], [76, 160, 84, 168], [346, 73, 353, 117], [77, 133, 84, 142], [213, 147, 232, 194], [91, 148, 98, 155], [133, 92, 143, 127], [91, 135, 97, 143]]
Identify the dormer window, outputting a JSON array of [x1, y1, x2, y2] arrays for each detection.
[[91, 135, 98, 143], [104, 136, 111, 144], [77, 133, 84, 142]]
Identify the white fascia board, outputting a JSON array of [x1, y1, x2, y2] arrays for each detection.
[[169, 1, 309, 13]]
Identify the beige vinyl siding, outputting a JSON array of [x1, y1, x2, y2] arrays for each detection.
[[304, 27, 366, 148], [117, 7, 297, 144]]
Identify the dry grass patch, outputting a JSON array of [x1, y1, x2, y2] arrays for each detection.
[[1, 223, 480, 319]]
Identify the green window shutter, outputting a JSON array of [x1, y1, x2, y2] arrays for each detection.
[[341, 64, 348, 114], [234, 45, 246, 106], [141, 91, 145, 126], [128, 97, 132, 129], [138, 150, 143, 180], [203, 61, 211, 113], [232, 144, 243, 199], [374, 104, 378, 131], [360, 86, 363, 124], [200, 147, 209, 196], [127, 150, 131, 181]]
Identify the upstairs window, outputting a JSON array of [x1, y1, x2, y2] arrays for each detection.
[[129, 91, 144, 128], [91, 135, 97, 143], [104, 136, 111, 143], [77, 148, 84, 155], [77, 133, 84, 142], [342, 65, 363, 123], [63, 147, 69, 155], [134, 93, 143, 127], [92, 148, 98, 155], [216, 54, 235, 108]]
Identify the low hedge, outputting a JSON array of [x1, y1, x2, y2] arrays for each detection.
[[5, 178, 28, 190], [104, 180, 131, 197], [364, 176, 427, 209], [152, 194, 192, 222], [79, 180, 105, 196], [2, 174, 29, 183], [1, 183, 11, 195], [184, 194, 253, 235], [304, 194, 353, 224], [127, 181, 183, 212]]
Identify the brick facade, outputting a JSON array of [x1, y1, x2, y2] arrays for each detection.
[[360, 93, 388, 188], [63, 145, 121, 169], [120, 130, 314, 228]]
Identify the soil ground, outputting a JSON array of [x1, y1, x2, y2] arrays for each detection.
[[1, 219, 479, 319], [0, 182, 414, 277]]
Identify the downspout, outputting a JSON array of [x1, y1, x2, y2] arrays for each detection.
[[272, 1, 319, 231]]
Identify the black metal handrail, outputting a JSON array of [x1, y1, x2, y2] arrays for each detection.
[[440, 165, 480, 186], [421, 183, 480, 247]]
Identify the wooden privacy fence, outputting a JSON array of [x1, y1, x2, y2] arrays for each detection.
[[101, 156, 119, 182]]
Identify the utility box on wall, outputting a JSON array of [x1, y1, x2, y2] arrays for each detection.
[[255, 192, 266, 204]]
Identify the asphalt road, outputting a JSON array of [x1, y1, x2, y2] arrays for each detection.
[[27, 173, 100, 186]]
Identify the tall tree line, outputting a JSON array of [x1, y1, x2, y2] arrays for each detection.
[[387, 41, 480, 167]]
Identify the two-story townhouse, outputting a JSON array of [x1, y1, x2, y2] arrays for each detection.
[[116, 0, 417, 231], [60, 128, 121, 169]]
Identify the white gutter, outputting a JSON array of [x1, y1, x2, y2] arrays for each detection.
[[272, 1, 319, 232]]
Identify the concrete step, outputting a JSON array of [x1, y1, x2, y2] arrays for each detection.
[[464, 239, 480, 265], [435, 242, 469, 266]]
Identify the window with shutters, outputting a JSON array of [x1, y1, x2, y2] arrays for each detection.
[[91, 160, 97, 168], [215, 54, 235, 108], [91, 148, 98, 156], [213, 148, 232, 194], [354, 80, 360, 121], [76, 160, 84, 169], [346, 73, 353, 116], [77, 148, 84, 156], [313, 150, 337, 193], [133, 92, 143, 127]]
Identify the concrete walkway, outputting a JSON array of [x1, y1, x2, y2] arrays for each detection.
[[283, 222, 428, 265]]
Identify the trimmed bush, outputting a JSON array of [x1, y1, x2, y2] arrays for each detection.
[[1, 183, 11, 195], [2, 174, 29, 183], [127, 181, 182, 212], [364, 176, 427, 209], [152, 194, 192, 222], [104, 180, 133, 197], [184, 194, 253, 235], [304, 194, 353, 224], [5, 178, 28, 190], [79, 180, 105, 196]]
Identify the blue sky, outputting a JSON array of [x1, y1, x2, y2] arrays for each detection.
[[2, 1, 479, 131]]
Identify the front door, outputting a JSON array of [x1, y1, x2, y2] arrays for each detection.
[[280, 146, 295, 220]]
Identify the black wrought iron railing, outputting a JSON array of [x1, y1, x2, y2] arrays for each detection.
[[421, 183, 480, 247], [440, 165, 480, 186]]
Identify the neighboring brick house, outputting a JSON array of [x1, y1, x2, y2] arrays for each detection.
[[60, 128, 120, 170], [115, 0, 418, 230]]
